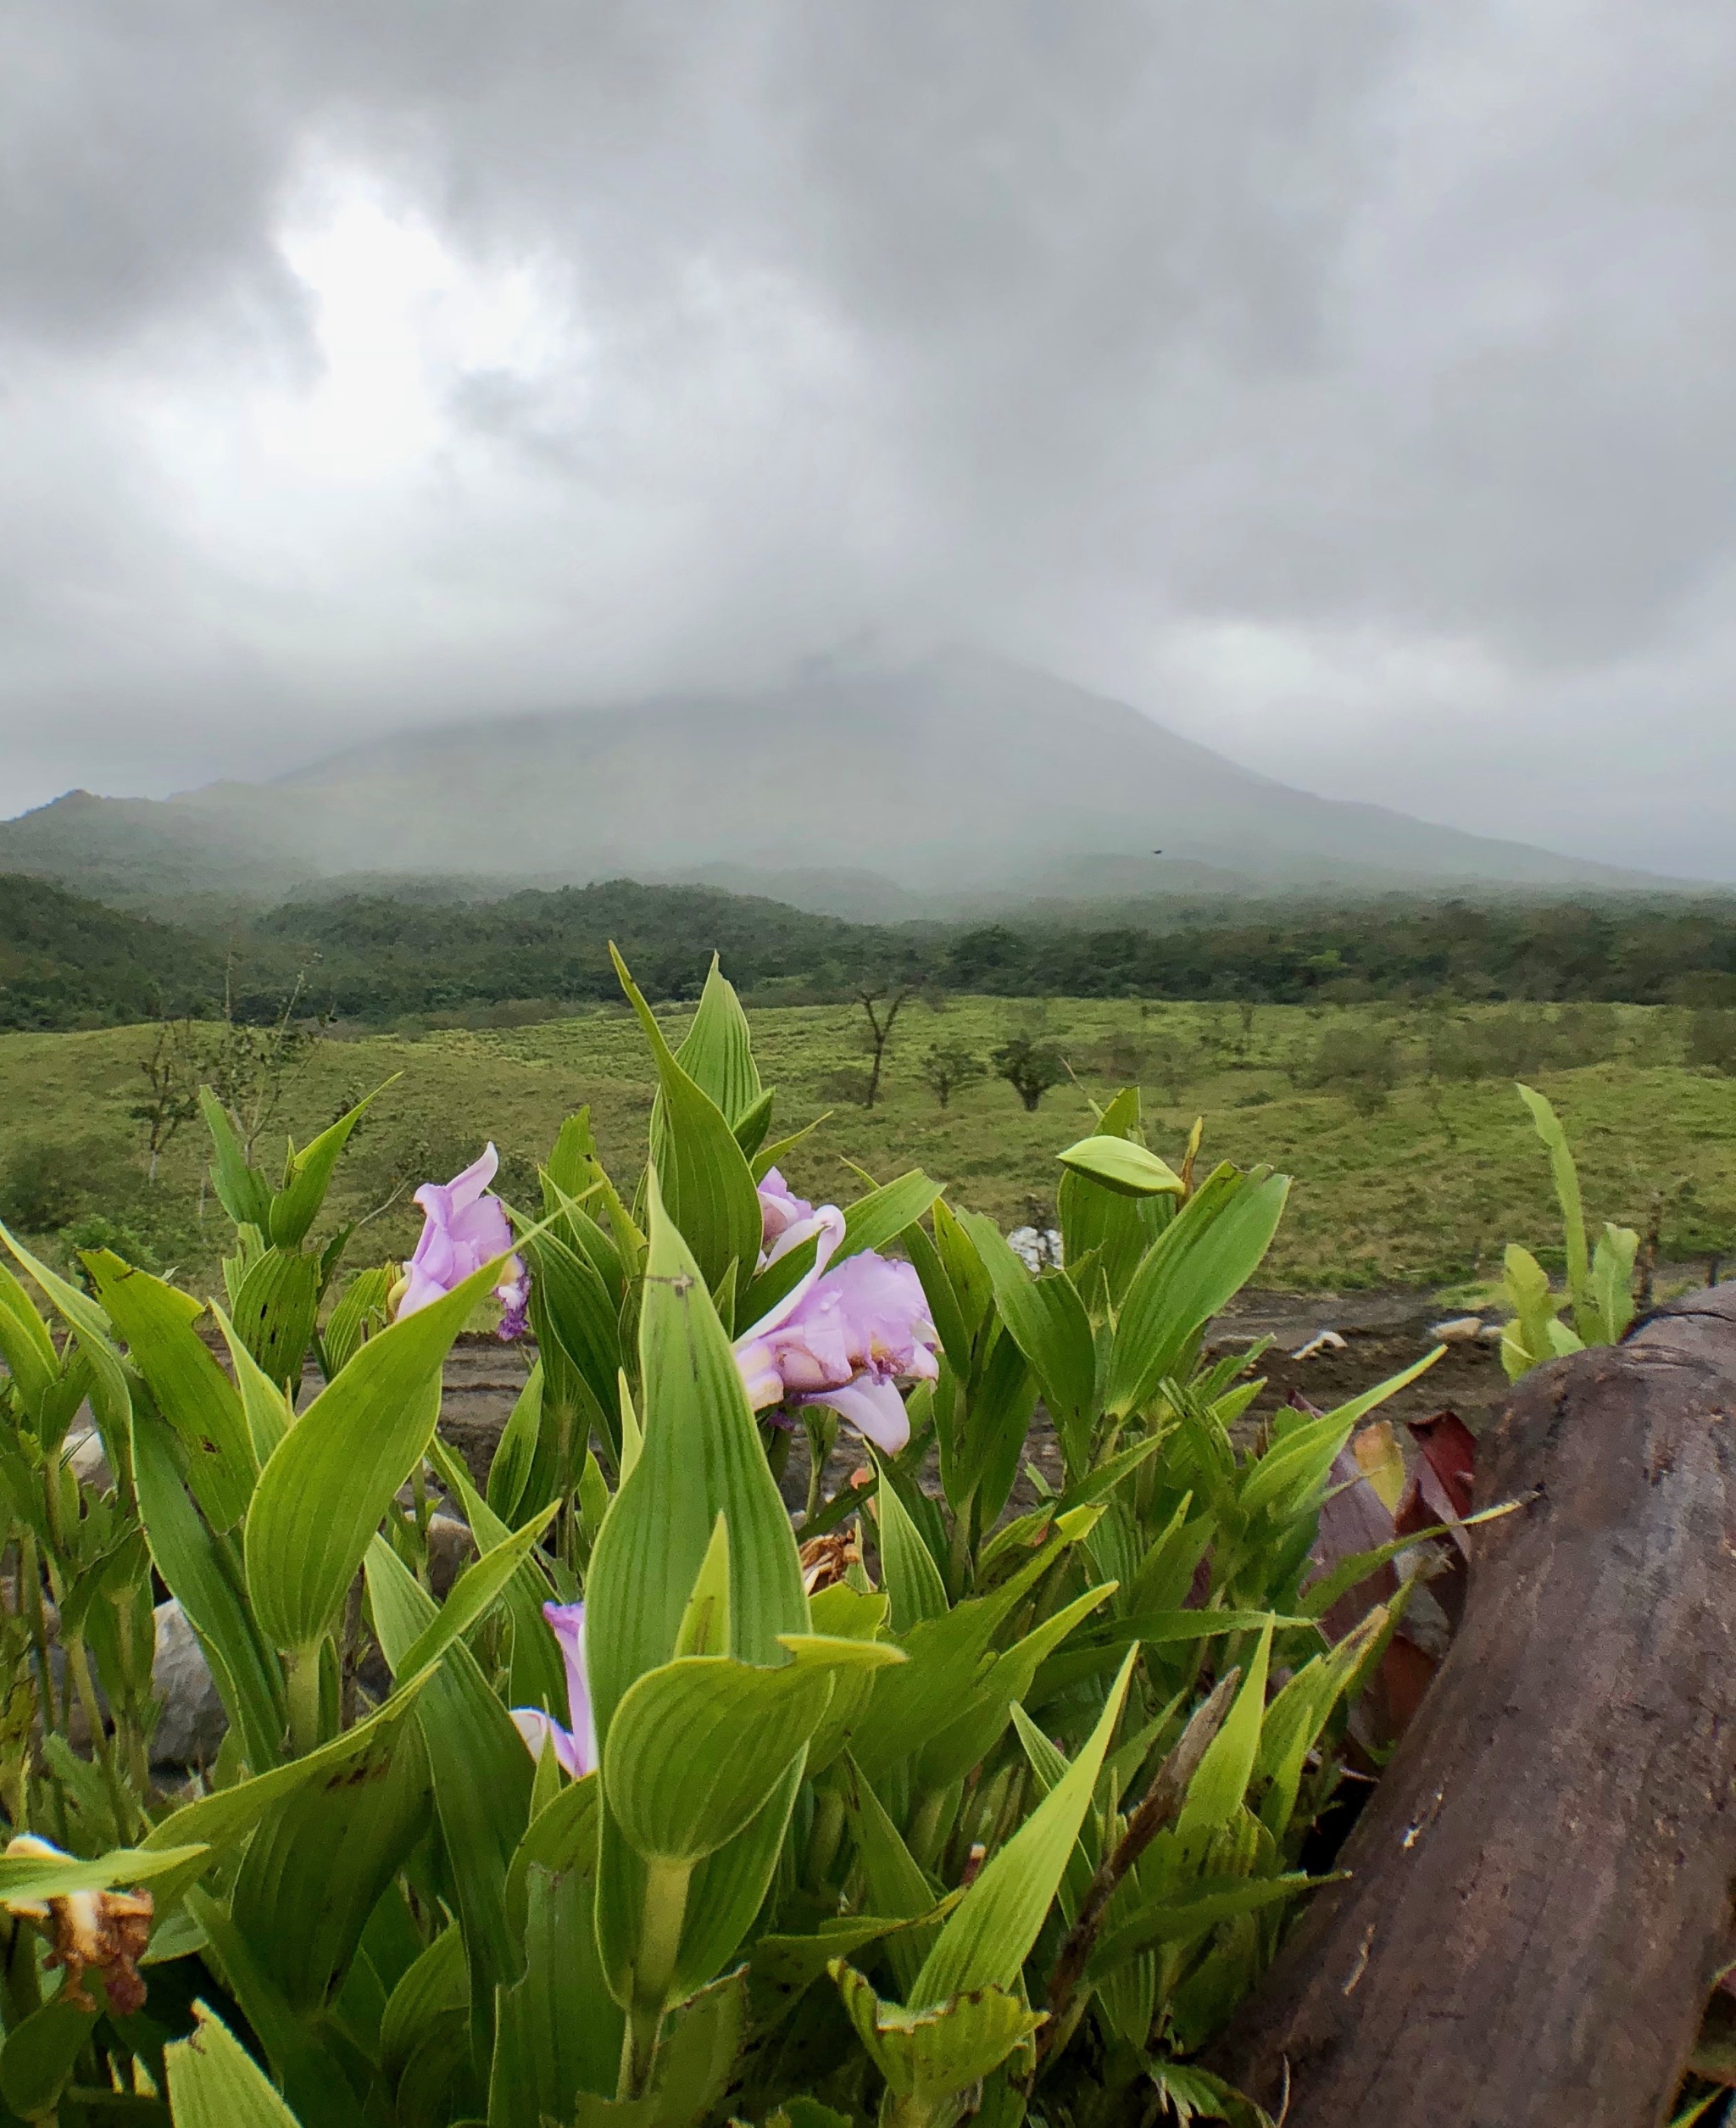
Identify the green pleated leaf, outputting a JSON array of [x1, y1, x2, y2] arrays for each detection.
[[911, 1647, 1137, 2007], [381, 1925, 470, 2092], [131, 1399, 286, 1773], [245, 1253, 503, 1654], [1105, 1171, 1290, 1418], [873, 1466, 950, 1632], [1054, 1087, 1152, 1304], [228, 1716, 431, 2014], [490, 1807, 623, 2125], [138, 1683, 429, 1922], [0, 1260, 57, 1416], [1177, 1626, 1272, 1837], [957, 1212, 1098, 1475], [838, 1757, 944, 1999], [199, 1089, 274, 1231], [1237, 1352, 1442, 1522], [486, 1359, 543, 1524], [672, 955, 763, 1128], [230, 1247, 323, 1392], [833, 1964, 1043, 2108], [605, 1646, 897, 1867], [423, 1434, 565, 1721], [189, 1891, 366, 2128], [86, 1251, 257, 1531], [209, 1299, 292, 1463], [269, 1082, 390, 1248], [388, 1500, 559, 1690], [611, 945, 762, 1290], [367, 1536, 533, 2066], [164, 2003, 304, 2128], [1056, 1135, 1185, 1198], [0, 1996, 97, 2120]]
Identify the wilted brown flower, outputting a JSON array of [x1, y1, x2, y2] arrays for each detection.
[[3, 1836, 153, 2016], [798, 1522, 863, 1596]]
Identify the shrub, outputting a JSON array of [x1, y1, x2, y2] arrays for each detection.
[[992, 1031, 1067, 1111]]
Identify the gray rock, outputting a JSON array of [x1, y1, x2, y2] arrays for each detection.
[[66, 1429, 114, 1494], [427, 1512, 477, 1600], [150, 1601, 228, 1769]]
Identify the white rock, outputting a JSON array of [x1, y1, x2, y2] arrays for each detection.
[[1290, 1329, 1349, 1360], [1428, 1316, 1488, 1345], [1008, 1227, 1064, 1273], [66, 1429, 114, 1494]]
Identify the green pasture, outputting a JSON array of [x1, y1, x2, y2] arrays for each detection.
[[3, 995, 1734, 1292]]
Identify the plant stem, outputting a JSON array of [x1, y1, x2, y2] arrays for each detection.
[[286, 1645, 323, 1758], [618, 1859, 691, 2097]]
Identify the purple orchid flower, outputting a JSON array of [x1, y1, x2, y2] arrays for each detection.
[[398, 1143, 531, 1340], [757, 1167, 826, 1269], [733, 1206, 940, 1455], [509, 1601, 596, 1778]]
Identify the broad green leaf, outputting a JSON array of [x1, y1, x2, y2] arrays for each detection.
[[367, 1537, 533, 2066], [189, 1890, 367, 2128], [1590, 1220, 1639, 1345], [874, 1468, 949, 1631], [320, 1264, 394, 1381], [1516, 1083, 1592, 1332], [0, 1995, 99, 2120], [1177, 1626, 1271, 1836], [139, 1681, 430, 1919], [381, 1926, 469, 2091], [1238, 1351, 1442, 1522], [245, 1252, 504, 1654], [606, 1641, 899, 1867], [490, 1856, 622, 2122], [1056, 1136, 1185, 1197], [229, 1715, 431, 2014], [834, 1964, 1043, 2105], [131, 1400, 286, 1773], [422, 1433, 565, 1720], [209, 1300, 292, 1463], [1499, 1241, 1567, 1381], [231, 1246, 323, 1390], [0, 1218, 133, 1447], [269, 1082, 389, 1247], [0, 1261, 57, 1415], [911, 1647, 1137, 2006], [164, 2003, 304, 2128], [903, 1223, 971, 1379], [1055, 1087, 1152, 1303], [587, 1168, 808, 1737], [86, 1251, 256, 1531], [0, 1841, 207, 1903], [751, 1908, 958, 2031], [1255, 1607, 1389, 1837], [959, 1212, 1098, 1475], [388, 1501, 559, 1690], [838, 1758, 944, 1997], [611, 944, 762, 1290], [672, 955, 762, 1127], [1106, 1172, 1289, 1418], [486, 1360, 543, 1524], [199, 1089, 273, 1231]]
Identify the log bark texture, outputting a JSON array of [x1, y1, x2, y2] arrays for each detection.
[[1209, 1285, 1736, 2128]]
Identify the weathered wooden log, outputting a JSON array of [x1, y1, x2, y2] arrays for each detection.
[[1209, 1285, 1736, 2127]]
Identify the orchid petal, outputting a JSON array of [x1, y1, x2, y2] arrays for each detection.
[[802, 1376, 912, 1456]]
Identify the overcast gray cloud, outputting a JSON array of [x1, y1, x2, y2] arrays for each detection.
[[2, 0, 1733, 876]]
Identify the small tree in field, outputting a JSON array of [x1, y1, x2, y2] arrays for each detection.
[[919, 1041, 987, 1110], [993, 1033, 1066, 1113], [130, 1017, 208, 1181]]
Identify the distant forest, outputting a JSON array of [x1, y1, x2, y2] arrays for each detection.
[[4, 868, 1736, 1032]]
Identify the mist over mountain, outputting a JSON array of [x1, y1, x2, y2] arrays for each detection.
[[0, 653, 1672, 916]]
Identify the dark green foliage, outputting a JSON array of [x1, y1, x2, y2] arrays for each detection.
[[1686, 1008, 1736, 1073], [0, 873, 224, 1029], [992, 1033, 1066, 1112], [0, 1142, 86, 1231], [918, 1042, 988, 1109]]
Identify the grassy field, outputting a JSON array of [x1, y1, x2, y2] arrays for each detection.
[[3, 994, 1734, 1293]]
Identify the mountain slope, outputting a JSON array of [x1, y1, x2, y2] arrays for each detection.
[[0, 651, 1670, 911], [0, 872, 225, 1028]]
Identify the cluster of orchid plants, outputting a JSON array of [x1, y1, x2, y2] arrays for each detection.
[[0, 949, 1515, 2128]]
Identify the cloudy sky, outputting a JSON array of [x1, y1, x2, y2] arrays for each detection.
[[3, 0, 1733, 877]]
